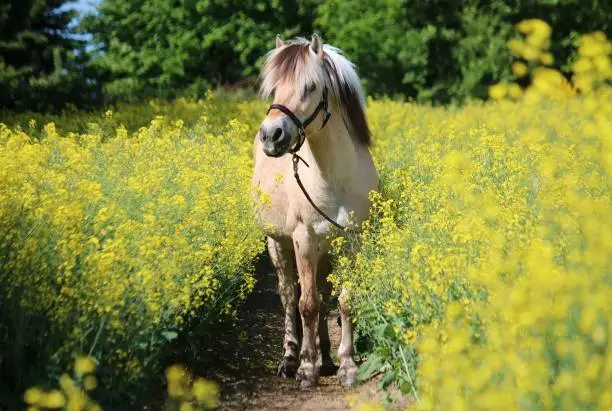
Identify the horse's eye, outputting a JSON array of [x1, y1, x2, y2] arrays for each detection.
[[302, 83, 316, 100]]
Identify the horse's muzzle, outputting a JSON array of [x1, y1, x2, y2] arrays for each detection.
[[260, 125, 291, 157]]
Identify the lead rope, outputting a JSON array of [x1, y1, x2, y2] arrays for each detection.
[[292, 153, 345, 230]]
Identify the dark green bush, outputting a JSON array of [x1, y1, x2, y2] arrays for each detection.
[[4, 0, 611, 108], [316, 0, 611, 102], [82, 0, 319, 102], [0, 0, 99, 111]]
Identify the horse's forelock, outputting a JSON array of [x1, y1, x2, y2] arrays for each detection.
[[261, 40, 317, 98]]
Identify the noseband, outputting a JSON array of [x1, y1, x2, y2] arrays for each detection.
[[267, 87, 331, 154], [265, 87, 344, 230]]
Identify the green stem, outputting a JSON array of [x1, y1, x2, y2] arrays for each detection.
[[88, 318, 105, 356], [399, 345, 420, 404]]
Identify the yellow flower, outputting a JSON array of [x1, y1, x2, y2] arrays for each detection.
[[521, 44, 541, 61], [165, 364, 187, 384], [40, 390, 66, 408], [83, 376, 98, 391], [573, 58, 593, 73], [488, 83, 507, 100], [356, 402, 385, 411], [507, 83, 523, 99], [74, 356, 97, 375], [517, 19, 551, 38], [512, 61, 529, 77], [593, 55, 611, 75], [192, 378, 220, 406], [59, 374, 78, 394], [65, 391, 87, 411], [24, 387, 44, 405], [539, 52, 554, 65], [579, 36, 607, 57]]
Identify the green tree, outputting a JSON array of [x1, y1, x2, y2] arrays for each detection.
[[82, 0, 319, 101], [316, 0, 611, 102], [81, 0, 612, 103], [315, 0, 515, 102], [0, 0, 94, 111]]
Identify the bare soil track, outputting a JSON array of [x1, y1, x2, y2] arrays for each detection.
[[193, 253, 391, 411]]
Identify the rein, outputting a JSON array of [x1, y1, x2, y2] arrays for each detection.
[[266, 87, 344, 230]]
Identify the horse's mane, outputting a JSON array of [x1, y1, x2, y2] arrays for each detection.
[[260, 37, 371, 147]]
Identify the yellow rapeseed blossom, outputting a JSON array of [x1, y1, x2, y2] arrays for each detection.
[[488, 83, 507, 99], [6, 19, 612, 411], [2, 99, 266, 398], [192, 378, 220, 408], [164, 365, 219, 411], [166, 364, 188, 385], [339, 21, 612, 411], [74, 356, 96, 375], [24, 387, 44, 405], [82, 376, 98, 391], [512, 61, 528, 77], [39, 390, 66, 408]]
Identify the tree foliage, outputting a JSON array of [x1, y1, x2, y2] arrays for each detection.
[[82, 0, 319, 101], [0, 0, 96, 111], [316, 0, 612, 102], [3, 0, 612, 108]]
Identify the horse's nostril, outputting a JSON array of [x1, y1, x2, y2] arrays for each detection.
[[272, 128, 283, 142]]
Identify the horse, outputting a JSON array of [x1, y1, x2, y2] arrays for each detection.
[[251, 34, 379, 390]]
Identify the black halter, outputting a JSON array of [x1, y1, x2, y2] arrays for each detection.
[[265, 86, 344, 229], [267, 86, 332, 154]]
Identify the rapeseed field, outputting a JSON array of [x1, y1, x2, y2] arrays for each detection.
[[1, 20, 610, 410], [333, 21, 612, 411]]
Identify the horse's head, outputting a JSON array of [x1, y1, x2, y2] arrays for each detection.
[[259, 35, 331, 157]]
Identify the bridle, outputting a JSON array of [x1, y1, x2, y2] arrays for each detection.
[[266, 86, 344, 229], [267, 86, 331, 154]]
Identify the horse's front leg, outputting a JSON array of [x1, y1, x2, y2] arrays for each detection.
[[293, 224, 321, 389], [268, 237, 300, 378], [337, 286, 358, 387]]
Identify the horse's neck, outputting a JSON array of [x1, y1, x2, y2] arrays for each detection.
[[301, 114, 357, 186]]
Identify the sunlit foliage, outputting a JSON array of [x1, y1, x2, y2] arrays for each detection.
[[332, 21, 612, 410]]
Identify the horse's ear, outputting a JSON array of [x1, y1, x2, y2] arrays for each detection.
[[310, 34, 324, 59], [276, 34, 285, 49]]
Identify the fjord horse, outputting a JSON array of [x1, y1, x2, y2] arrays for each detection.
[[252, 34, 378, 389]]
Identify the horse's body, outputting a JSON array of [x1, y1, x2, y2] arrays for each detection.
[[252, 35, 378, 389]]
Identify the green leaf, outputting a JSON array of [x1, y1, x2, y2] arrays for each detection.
[[357, 353, 384, 381], [161, 331, 178, 341], [378, 370, 397, 389]]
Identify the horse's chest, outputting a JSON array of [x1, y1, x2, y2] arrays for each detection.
[[252, 170, 347, 238]]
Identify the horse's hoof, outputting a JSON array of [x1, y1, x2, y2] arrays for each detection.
[[299, 378, 316, 390], [296, 364, 318, 390], [337, 363, 358, 387], [277, 358, 298, 378]]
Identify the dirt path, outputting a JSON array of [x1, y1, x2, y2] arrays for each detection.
[[195, 253, 389, 410]]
